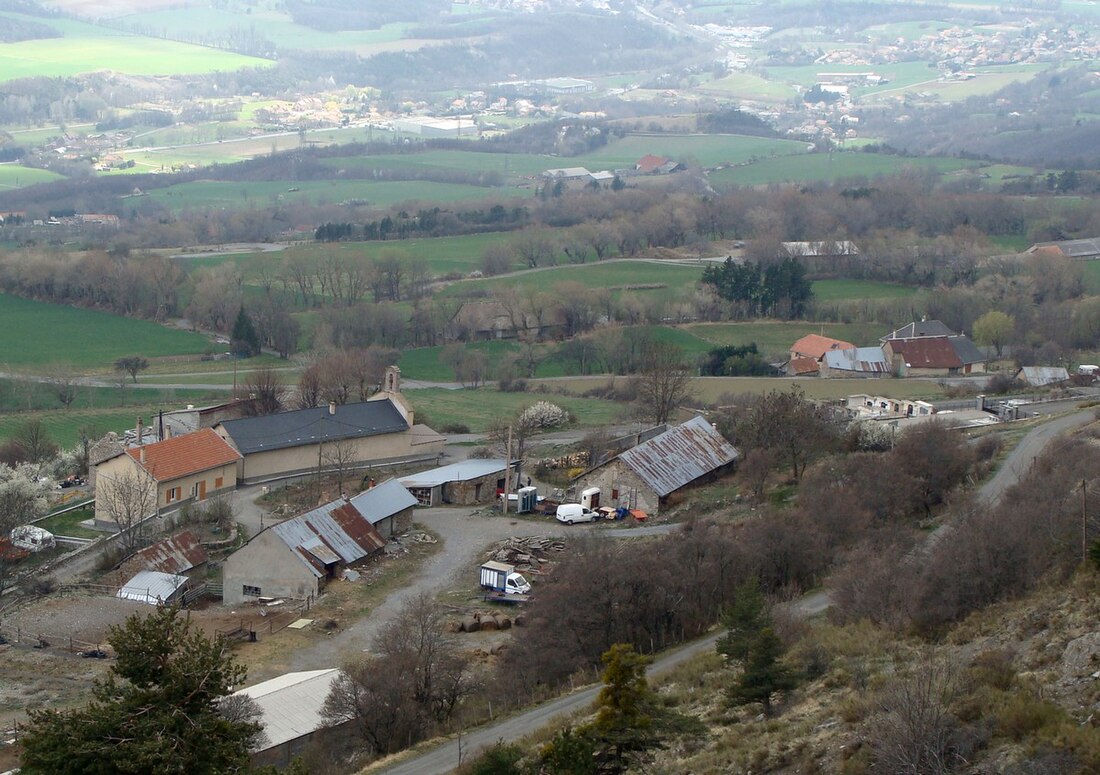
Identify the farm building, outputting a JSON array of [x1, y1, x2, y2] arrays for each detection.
[[232, 669, 350, 768], [1015, 366, 1070, 387], [881, 319, 956, 341], [214, 367, 444, 485], [789, 334, 855, 362], [883, 335, 986, 377], [393, 116, 477, 138], [160, 398, 252, 440], [447, 300, 569, 342], [571, 416, 739, 515], [399, 459, 517, 507], [117, 570, 190, 606], [93, 428, 241, 528], [819, 346, 890, 378], [222, 495, 388, 605], [1026, 238, 1100, 260], [119, 530, 208, 581], [348, 479, 418, 538]]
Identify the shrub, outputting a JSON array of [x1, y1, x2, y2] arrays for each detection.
[[438, 423, 471, 434], [498, 377, 528, 393]]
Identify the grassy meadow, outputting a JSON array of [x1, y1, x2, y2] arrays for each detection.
[[0, 164, 65, 189], [406, 387, 629, 432], [708, 152, 981, 187], [0, 293, 211, 368], [579, 134, 809, 169], [0, 12, 271, 81]]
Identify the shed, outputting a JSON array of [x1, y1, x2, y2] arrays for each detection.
[[232, 668, 348, 768], [1015, 366, 1070, 387], [117, 570, 189, 606], [348, 479, 418, 538], [399, 459, 517, 507], [120, 530, 208, 580], [819, 346, 890, 377], [572, 416, 739, 515]]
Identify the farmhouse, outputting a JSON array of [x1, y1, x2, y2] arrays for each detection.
[[571, 416, 739, 515], [399, 459, 517, 507], [635, 155, 685, 174], [1026, 237, 1100, 260], [233, 669, 349, 769], [222, 494, 389, 605], [883, 335, 987, 376], [214, 368, 444, 485], [881, 319, 956, 341], [93, 428, 241, 528], [160, 398, 252, 439], [790, 334, 856, 361]]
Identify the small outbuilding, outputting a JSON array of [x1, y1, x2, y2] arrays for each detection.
[[348, 479, 418, 539], [399, 459, 518, 507], [116, 570, 190, 606], [571, 416, 739, 515], [232, 668, 348, 768], [1015, 366, 1070, 387], [119, 530, 209, 581]]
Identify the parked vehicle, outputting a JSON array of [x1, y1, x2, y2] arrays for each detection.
[[479, 561, 531, 595], [10, 525, 55, 552], [555, 503, 599, 525]]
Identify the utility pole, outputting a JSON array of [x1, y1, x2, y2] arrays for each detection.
[[1083, 479, 1089, 565], [503, 424, 513, 514]]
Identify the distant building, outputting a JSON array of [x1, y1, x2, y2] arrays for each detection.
[[393, 116, 478, 138], [117, 570, 191, 606], [1015, 366, 1070, 387], [399, 459, 518, 507], [1026, 238, 1100, 260], [819, 346, 890, 377], [572, 417, 739, 515]]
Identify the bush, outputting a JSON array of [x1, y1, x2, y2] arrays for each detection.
[[438, 423, 471, 434], [518, 401, 569, 429], [498, 377, 528, 393], [985, 372, 1021, 394]]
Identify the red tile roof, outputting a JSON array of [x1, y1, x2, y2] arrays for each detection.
[[790, 334, 856, 360], [636, 154, 669, 173], [788, 356, 820, 375], [886, 337, 962, 369], [127, 428, 241, 482]]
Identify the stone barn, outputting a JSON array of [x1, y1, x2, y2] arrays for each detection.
[[398, 459, 517, 507], [571, 416, 739, 515]]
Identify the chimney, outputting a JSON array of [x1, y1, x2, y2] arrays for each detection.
[[328, 401, 336, 415], [139, 447, 146, 464], [136, 416, 143, 445]]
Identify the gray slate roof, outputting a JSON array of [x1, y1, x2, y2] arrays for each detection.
[[947, 335, 987, 366], [882, 320, 956, 340], [350, 479, 418, 525], [234, 669, 340, 752], [616, 416, 739, 498], [218, 400, 408, 455], [1029, 238, 1100, 258]]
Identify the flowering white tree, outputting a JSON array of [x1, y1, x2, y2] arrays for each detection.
[[518, 400, 570, 430], [0, 463, 52, 595]]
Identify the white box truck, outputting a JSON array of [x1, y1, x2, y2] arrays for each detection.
[[479, 561, 531, 595]]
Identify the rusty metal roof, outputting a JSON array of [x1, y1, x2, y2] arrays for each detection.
[[616, 416, 739, 497], [131, 530, 208, 575], [272, 499, 386, 579]]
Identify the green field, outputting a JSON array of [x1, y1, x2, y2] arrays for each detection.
[[0, 164, 65, 190], [0, 293, 211, 368], [405, 387, 629, 432], [35, 506, 100, 539], [0, 377, 220, 413], [579, 133, 809, 169], [709, 151, 980, 187], [438, 259, 705, 300], [319, 149, 555, 178], [684, 321, 891, 360], [146, 179, 527, 212], [700, 72, 796, 103], [0, 12, 271, 81], [0, 405, 195, 448], [1082, 261, 1100, 294]]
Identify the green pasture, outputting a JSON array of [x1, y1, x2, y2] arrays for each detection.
[[145, 179, 526, 213], [1081, 261, 1100, 294], [0, 405, 203, 448], [699, 72, 796, 103], [0, 164, 65, 189], [579, 134, 809, 169], [683, 321, 891, 360], [708, 151, 978, 187], [0, 377, 219, 414], [114, 8, 410, 52], [920, 65, 1045, 100], [0, 293, 211, 368], [0, 12, 271, 81], [810, 279, 919, 302], [35, 506, 99, 539], [318, 149, 554, 178], [438, 259, 704, 301], [405, 387, 630, 432], [763, 61, 941, 93], [539, 375, 945, 404]]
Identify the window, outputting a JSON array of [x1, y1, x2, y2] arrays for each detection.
[[611, 488, 619, 499], [166, 486, 181, 503], [215, 477, 224, 489], [243, 585, 262, 597]]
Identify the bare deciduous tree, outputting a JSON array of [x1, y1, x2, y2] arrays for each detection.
[[95, 467, 156, 553], [237, 366, 288, 416], [633, 342, 693, 425]]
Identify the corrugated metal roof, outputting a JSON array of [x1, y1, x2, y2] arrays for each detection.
[[1030, 237, 1100, 258], [349, 479, 418, 525], [399, 459, 510, 489], [616, 416, 739, 497], [117, 570, 188, 605], [234, 668, 340, 751], [824, 346, 890, 373], [271, 499, 386, 578], [218, 400, 408, 456], [1017, 366, 1070, 386], [131, 530, 208, 575]]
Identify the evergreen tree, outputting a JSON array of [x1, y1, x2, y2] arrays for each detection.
[[717, 579, 768, 664], [231, 306, 261, 357], [20, 607, 262, 774], [726, 627, 798, 718]]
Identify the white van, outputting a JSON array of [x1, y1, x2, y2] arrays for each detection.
[[555, 503, 599, 525]]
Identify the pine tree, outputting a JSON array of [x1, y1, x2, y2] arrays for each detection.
[[231, 306, 260, 357], [717, 578, 768, 664], [20, 607, 262, 774], [727, 627, 798, 717]]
